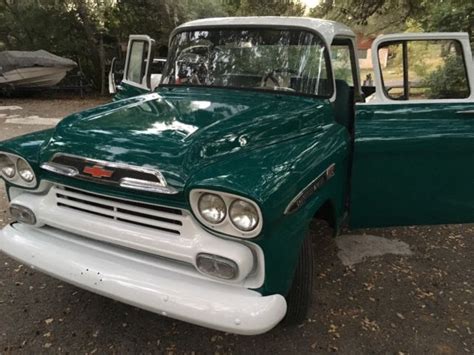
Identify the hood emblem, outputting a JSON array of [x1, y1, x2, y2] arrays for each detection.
[[83, 165, 114, 179], [44, 154, 178, 194]]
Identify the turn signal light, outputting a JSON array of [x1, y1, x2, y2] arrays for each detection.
[[196, 253, 238, 280], [9, 204, 37, 225]]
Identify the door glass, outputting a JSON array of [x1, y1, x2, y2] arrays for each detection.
[[332, 45, 354, 86], [378, 40, 469, 100], [379, 42, 405, 100], [127, 41, 149, 84], [408, 40, 468, 99]]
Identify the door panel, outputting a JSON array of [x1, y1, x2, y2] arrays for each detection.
[[350, 32, 474, 228], [114, 35, 155, 100], [350, 102, 474, 228]]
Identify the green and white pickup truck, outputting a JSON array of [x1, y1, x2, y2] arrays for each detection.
[[0, 17, 473, 335]]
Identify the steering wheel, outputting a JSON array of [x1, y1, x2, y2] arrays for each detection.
[[260, 71, 280, 88], [260, 69, 298, 91]]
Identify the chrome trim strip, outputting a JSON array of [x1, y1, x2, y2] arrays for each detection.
[[43, 153, 178, 195], [41, 162, 79, 177], [284, 163, 336, 215], [120, 177, 177, 195], [52, 152, 167, 185], [456, 110, 474, 115]]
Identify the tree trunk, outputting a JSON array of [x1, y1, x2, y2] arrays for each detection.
[[99, 34, 106, 95]]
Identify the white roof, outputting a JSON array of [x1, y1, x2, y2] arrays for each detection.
[[173, 17, 355, 45]]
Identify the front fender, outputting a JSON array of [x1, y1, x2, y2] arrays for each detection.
[[187, 122, 350, 295], [0, 129, 54, 194], [0, 129, 54, 164]]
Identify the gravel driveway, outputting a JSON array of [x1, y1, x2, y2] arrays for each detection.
[[0, 96, 472, 354]]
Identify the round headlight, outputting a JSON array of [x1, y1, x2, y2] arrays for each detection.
[[229, 199, 259, 232], [0, 154, 16, 179], [198, 193, 226, 224], [17, 159, 35, 182]]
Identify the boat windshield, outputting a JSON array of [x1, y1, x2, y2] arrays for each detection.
[[161, 28, 333, 97]]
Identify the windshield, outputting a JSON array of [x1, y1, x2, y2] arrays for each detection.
[[162, 28, 333, 97]]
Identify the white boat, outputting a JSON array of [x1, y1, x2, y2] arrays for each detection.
[[0, 50, 77, 89]]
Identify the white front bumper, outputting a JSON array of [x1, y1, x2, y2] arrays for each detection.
[[0, 223, 286, 335]]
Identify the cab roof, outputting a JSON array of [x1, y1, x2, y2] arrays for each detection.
[[173, 17, 355, 46]]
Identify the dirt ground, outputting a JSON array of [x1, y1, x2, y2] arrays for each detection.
[[0, 96, 472, 354]]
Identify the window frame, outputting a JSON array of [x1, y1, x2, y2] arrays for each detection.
[[369, 33, 474, 104], [123, 35, 155, 91], [378, 39, 470, 101], [126, 41, 148, 83], [331, 37, 362, 101]]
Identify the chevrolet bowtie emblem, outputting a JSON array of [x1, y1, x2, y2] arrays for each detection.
[[83, 165, 114, 179]]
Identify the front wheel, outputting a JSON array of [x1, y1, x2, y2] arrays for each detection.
[[283, 229, 315, 324]]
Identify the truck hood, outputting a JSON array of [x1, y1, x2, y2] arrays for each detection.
[[41, 88, 331, 189]]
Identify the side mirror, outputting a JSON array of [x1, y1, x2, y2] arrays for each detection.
[[108, 57, 117, 94]]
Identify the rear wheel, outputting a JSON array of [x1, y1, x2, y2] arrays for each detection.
[[284, 229, 315, 324]]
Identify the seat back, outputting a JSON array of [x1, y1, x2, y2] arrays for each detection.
[[334, 79, 353, 130]]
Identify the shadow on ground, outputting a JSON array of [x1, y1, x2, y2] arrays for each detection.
[[1, 220, 472, 353]]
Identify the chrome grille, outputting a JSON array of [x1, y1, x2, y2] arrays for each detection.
[[53, 185, 183, 235]]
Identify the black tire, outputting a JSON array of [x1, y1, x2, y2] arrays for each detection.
[[283, 229, 315, 324]]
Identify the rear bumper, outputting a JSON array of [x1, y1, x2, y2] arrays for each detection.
[[0, 223, 286, 335]]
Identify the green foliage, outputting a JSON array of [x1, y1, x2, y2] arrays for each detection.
[[0, 0, 308, 92], [226, 0, 305, 16], [0, 0, 117, 91], [187, 0, 229, 20], [310, 0, 473, 43], [332, 46, 353, 84], [108, 0, 229, 53], [418, 0, 474, 48], [0, 0, 471, 92], [422, 55, 469, 99], [309, 0, 424, 35]]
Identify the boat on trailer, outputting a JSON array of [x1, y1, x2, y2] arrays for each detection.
[[0, 50, 77, 90]]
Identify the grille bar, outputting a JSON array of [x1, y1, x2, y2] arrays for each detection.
[[57, 187, 183, 219], [53, 185, 183, 235]]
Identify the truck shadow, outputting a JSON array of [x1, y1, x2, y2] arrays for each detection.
[[2, 222, 472, 353]]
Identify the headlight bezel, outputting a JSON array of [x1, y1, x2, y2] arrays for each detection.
[[190, 189, 263, 239], [0, 152, 37, 188]]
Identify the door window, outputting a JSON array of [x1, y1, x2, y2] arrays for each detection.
[[332, 43, 357, 86], [126, 41, 149, 85], [378, 40, 469, 100]]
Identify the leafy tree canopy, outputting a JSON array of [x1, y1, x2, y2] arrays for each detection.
[[226, 0, 305, 16], [0, 0, 472, 92], [310, 0, 473, 41]]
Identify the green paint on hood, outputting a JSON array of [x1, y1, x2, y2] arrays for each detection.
[[41, 87, 332, 190]]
